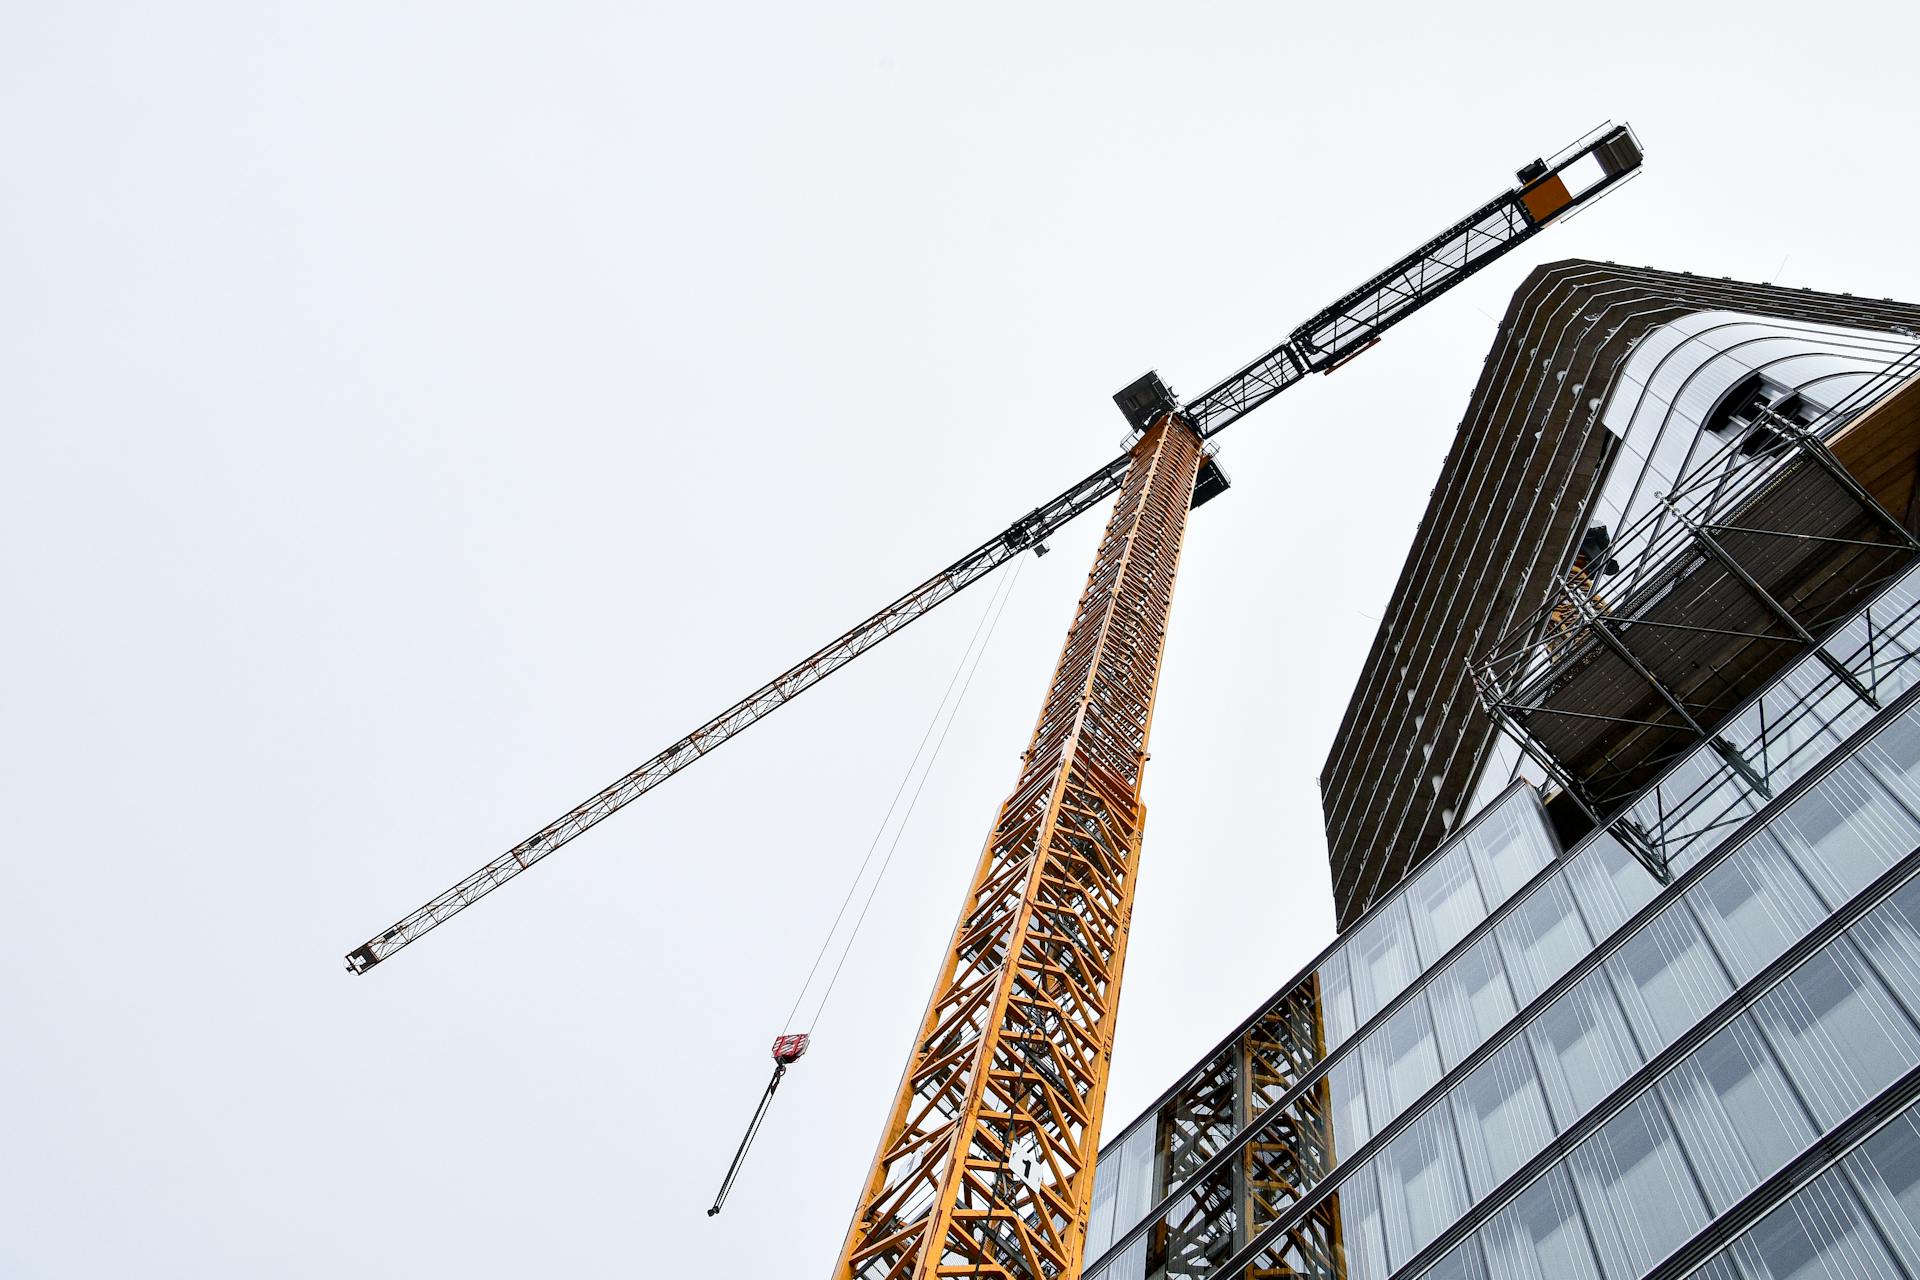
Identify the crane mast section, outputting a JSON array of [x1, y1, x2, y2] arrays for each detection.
[[345, 454, 1133, 973], [1179, 124, 1642, 438], [833, 417, 1203, 1280]]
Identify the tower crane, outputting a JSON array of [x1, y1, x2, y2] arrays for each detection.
[[344, 124, 1643, 1278]]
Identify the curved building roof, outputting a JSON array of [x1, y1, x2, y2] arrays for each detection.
[[1321, 260, 1920, 929]]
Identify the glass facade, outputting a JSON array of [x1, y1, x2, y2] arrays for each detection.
[[1686, 1093, 1920, 1279], [1084, 549, 1920, 1279]]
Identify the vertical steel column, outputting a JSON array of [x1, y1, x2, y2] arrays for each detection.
[[833, 417, 1205, 1280]]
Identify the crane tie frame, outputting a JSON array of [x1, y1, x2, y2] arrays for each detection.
[[345, 123, 1643, 974]]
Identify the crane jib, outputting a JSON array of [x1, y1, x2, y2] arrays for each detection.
[[343, 449, 1138, 973], [1175, 124, 1643, 439], [343, 123, 1642, 975]]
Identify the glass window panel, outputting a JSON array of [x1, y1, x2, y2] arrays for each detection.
[[1869, 583, 1920, 707], [1564, 834, 1661, 943], [1333, 1161, 1389, 1280], [1658, 1014, 1813, 1211], [1468, 796, 1556, 908], [1379, 1104, 1470, 1268], [1774, 757, 1920, 909], [1568, 1091, 1709, 1279], [1824, 572, 1920, 709], [1321, 949, 1358, 1050], [1753, 937, 1920, 1128], [1776, 663, 1874, 760], [1844, 1110, 1920, 1270], [1606, 907, 1731, 1055], [1411, 846, 1488, 964], [1418, 1236, 1490, 1280], [1735, 1170, 1903, 1279], [1686, 831, 1829, 984], [1111, 1124, 1156, 1258], [1086, 1133, 1122, 1255], [1350, 898, 1420, 1029], [1085, 1234, 1146, 1280], [1329, 1053, 1371, 1158], [1531, 968, 1642, 1129], [1869, 560, 1920, 622], [1720, 1235, 1772, 1279], [1850, 873, 1920, 1016], [1751, 660, 1862, 783], [1714, 678, 1771, 758], [1452, 1036, 1555, 1198], [1141, 1178, 1233, 1276], [1663, 779, 1763, 878], [1639, 749, 1759, 877], [1153, 1049, 1237, 1203], [1498, 878, 1593, 1006], [1824, 611, 1874, 670], [1681, 1252, 1747, 1280], [1090, 1128, 1144, 1258], [1479, 1165, 1603, 1280], [1363, 995, 1442, 1122], [1861, 706, 1920, 812], [1429, 934, 1517, 1069]]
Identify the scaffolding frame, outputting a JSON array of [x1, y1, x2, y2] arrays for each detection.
[[1474, 356, 1920, 879]]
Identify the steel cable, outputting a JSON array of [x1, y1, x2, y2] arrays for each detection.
[[780, 551, 1028, 1038]]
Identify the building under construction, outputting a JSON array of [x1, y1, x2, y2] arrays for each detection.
[[1080, 263, 1920, 1280], [345, 129, 1920, 1279]]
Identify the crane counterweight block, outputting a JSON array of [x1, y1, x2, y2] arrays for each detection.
[[1191, 455, 1231, 510]]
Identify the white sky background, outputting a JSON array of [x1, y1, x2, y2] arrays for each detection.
[[6, 2, 1920, 1274]]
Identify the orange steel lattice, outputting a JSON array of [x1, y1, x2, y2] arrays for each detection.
[[834, 416, 1205, 1280]]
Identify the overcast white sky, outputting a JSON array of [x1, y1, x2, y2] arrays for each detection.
[[7, 3, 1920, 1275]]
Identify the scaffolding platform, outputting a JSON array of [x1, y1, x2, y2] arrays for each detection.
[[1477, 361, 1920, 847]]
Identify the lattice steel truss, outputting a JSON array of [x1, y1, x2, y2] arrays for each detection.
[[1152, 1046, 1239, 1274], [343, 452, 1139, 973], [1241, 978, 1341, 1280], [1179, 193, 1536, 439], [833, 418, 1203, 1280], [1150, 977, 1340, 1278]]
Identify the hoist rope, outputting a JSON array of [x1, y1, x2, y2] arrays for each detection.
[[709, 554, 1029, 1220], [779, 551, 1027, 1039]]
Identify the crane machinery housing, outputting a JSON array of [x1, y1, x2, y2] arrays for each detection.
[[344, 123, 1645, 1280]]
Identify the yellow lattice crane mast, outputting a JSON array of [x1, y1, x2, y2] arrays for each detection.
[[836, 418, 1201, 1276], [342, 126, 1645, 1278]]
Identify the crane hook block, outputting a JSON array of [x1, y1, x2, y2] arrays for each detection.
[[707, 1038, 809, 1218]]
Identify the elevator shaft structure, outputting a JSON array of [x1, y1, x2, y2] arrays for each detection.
[[834, 417, 1203, 1280]]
